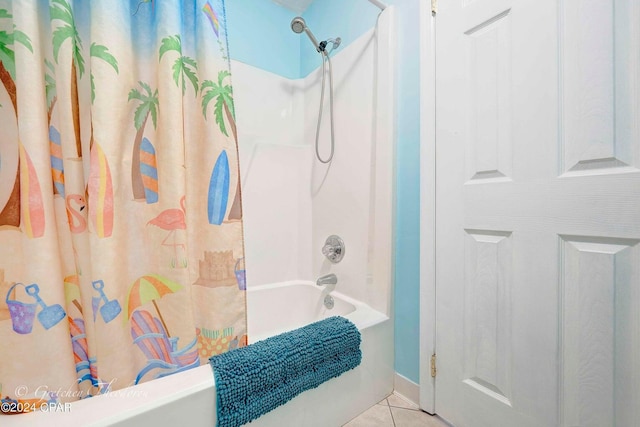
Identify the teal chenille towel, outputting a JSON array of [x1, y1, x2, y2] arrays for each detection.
[[209, 316, 362, 427]]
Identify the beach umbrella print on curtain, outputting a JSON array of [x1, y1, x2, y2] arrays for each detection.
[[124, 275, 183, 337], [63, 274, 82, 313]]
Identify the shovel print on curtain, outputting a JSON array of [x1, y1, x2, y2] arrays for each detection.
[[5, 283, 65, 334], [91, 280, 121, 323]]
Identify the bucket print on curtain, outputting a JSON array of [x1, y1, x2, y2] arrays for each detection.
[[0, 0, 246, 410]]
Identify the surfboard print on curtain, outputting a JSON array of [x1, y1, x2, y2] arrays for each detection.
[[128, 81, 159, 202], [19, 144, 45, 238], [200, 70, 242, 222], [88, 143, 114, 238], [207, 150, 229, 226], [45, 57, 64, 198], [139, 138, 159, 204], [49, 126, 65, 197]]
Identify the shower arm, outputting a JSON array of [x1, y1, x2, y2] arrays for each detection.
[[368, 0, 387, 10]]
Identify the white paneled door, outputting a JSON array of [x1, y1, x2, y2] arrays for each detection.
[[434, 0, 640, 426]]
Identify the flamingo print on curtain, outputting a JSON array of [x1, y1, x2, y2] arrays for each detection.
[[0, 0, 246, 411]]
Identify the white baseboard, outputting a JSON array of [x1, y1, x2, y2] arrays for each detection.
[[393, 373, 420, 407]]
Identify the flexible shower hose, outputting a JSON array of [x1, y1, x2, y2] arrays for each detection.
[[315, 50, 335, 164]]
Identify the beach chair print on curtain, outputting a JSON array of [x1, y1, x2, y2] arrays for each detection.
[[68, 317, 100, 389], [130, 310, 199, 384]]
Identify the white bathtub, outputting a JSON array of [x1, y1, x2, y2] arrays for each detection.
[[247, 281, 387, 343], [3, 281, 393, 427]]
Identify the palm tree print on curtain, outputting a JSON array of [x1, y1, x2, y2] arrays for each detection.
[[128, 82, 159, 202], [159, 35, 198, 96], [0, 8, 32, 228], [50, 0, 118, 240], [202, 70, 242, 222], [49, 0, 118, 158], [0, 0, 246, 408], [49, 0, 83, 158]]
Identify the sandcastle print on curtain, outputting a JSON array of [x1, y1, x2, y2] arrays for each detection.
[[0, 0, 246, 411]]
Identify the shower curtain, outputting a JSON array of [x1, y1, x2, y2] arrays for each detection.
[[0, 0, 246, 409]]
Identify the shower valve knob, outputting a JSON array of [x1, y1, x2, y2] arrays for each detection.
[[322, 244, 340, 257], [322, 235, 345, 263]]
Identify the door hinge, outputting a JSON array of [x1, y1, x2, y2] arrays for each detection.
[[431, 0, 438, 14], [431, 354, 437, 378]]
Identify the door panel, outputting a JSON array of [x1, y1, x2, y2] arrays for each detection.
[[435, 0, 640, 426], [462, 230, 513, 406], [561, 0, 640, 174], [559, 237, 640, 427]]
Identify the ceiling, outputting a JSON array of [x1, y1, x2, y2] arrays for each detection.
[[270, 0, 314, 14]]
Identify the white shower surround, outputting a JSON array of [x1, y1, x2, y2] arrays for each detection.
[[238, 9, 395, 317], [236, 3, 396, 423], [1, 6, 396, 427]]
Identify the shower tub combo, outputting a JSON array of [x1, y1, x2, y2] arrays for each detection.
[[4, 2, 396, 426], [4, 282, 391, 427]]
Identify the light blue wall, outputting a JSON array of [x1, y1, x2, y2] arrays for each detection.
[[387, 0, 420, 385], [226, 0, 422, 384], [225, 0, 300, 78], [299, 0, 379, 77]]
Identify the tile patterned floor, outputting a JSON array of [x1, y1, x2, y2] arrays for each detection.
[[343, 392, 451, 427]]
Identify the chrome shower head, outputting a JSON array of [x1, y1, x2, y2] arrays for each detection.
[[290, 16, 322, 53], [291, 17, 306, 34]]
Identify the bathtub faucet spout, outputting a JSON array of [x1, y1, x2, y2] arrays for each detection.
[[316, 274, 337, 286]]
